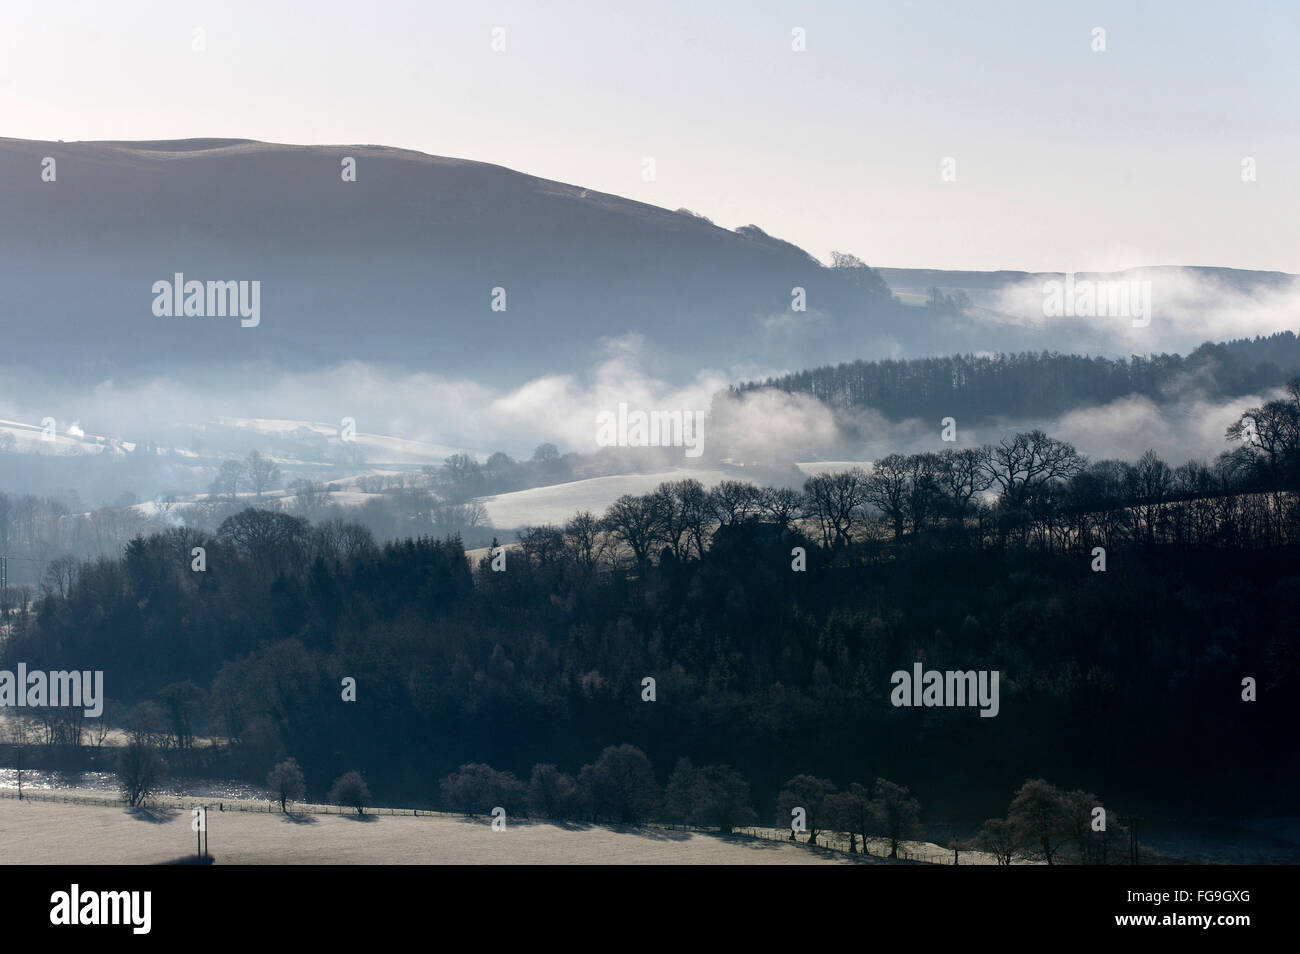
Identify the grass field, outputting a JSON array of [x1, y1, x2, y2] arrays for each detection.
[[0, 796, 881, 865]]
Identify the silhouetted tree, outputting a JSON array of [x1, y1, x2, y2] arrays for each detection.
[[328, 771, 371, 816], [1008, 779, 1069, 865], [777, 775, 837, 846], [871, 777, 922, 858], [267, 757, 307, 812], [116, 739, 167, 808], [579, 744, 658, 824]]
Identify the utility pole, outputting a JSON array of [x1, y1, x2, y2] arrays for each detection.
[[1, 555, 7, 588]]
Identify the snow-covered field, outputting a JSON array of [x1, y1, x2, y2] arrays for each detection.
[[215, 417, 479, 464], [0, 796, 864, 865], [0, 418, 135, 455], [795, 461, 872, 477], [479, 469, 737, 529]]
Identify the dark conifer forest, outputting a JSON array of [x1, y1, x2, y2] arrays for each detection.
[[735, 332, 1300, 423]]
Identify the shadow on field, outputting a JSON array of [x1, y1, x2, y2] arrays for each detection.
[[608, 825, 692, 842], [341, 812, 378, 822], [714, 833, 886, 863], [715, 834, 786, 851], [280, 812, 318, 825], [127, 806, 179, 824], [550, 820, 594, 832]]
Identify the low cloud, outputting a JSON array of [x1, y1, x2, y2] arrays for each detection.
[[987, 267, 1300, 354]]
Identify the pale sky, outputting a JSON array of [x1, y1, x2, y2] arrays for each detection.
[[3, 0, 1297, 272]]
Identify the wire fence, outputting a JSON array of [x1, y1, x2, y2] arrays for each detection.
[[732, 825, 1022, 864], [0, 787, 458, 819]]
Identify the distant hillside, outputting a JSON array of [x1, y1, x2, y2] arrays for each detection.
[[0, 137, 933, 384], [5, 138, 1293, 389]]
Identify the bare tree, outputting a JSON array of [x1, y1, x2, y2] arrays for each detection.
[[825, 781, 874, 854], [116, 738, 168, 808], [862, 457, 910, 543], [518, 524, 565, 567], [39, 554, 77, 600], [905, 452, 942, 534], [984, 431, 1086, 512], [209, 459, 246, 499], [934, 447, 994, 525], [871, 777, 922, 858], [708, 480, 763, 527], [976, 816, 1022, 865], [563, 511, 609, 577], [4, 717, 32, 799], [1008, 778, 1070, 865], [1124, 449, 1173, 546], [603, 494, 665, 576], [805, 468, 870, 548], [245, 451, 282, 499], [776, 774, 837, 846], [289, 478, 333, 518], [328, 770, 372, 816], [670, 478, 712, 561], [267, 757, 307, 813], [157, 681, 204, 752], [650, 486, 691, 561], [759, 486, 803, 534]]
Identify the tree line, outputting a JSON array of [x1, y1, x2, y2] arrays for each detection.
[[734, 332, 1300, 423], [3, 398, 1296, 828]]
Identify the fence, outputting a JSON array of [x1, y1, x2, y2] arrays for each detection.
[[0, 786, 458, 820], [732, 825, 1019, 864]]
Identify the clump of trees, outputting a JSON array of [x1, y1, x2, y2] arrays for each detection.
[[439, 745, 668, 826], [424, 444, 577, 503], [328, 771, 371, 816], [663, 760, 757, 834], [440, 764, 528, 817], [777, 775, 921, 856], [207, 450, 283, 500], [977, 778, 1129, 865]]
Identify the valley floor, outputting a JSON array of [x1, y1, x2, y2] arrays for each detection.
[[0, 795, 875, 865]]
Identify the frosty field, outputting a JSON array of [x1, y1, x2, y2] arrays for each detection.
[[0, 796, 868, 865]]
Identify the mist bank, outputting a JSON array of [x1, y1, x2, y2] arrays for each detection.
[[1, 335, 1292, 508]]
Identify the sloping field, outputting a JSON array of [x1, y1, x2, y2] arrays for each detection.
[[0, 797, 865, 865], [479, 469, 736, 529]]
